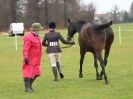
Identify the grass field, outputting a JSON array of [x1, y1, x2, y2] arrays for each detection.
[[0, 23, 133, 99]]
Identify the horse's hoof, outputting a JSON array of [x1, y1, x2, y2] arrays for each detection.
[[79, 74, 83, 78], [97, 76, 103, 80], [105, 81, 109, 84]]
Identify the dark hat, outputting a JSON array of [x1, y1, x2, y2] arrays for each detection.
[[49, 22, 56, 29]]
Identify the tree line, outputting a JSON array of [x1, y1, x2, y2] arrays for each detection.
[[110, 3, 133, 23], [0, 0, 95, 31], [0, 0, 133, 31]]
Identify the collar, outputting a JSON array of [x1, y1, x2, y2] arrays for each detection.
[[32, 31, 39, 37], [50, 29, 55, 32]]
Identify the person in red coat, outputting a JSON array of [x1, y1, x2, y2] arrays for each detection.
[[22, 23, 43, 92]]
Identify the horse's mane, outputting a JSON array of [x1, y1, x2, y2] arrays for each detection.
[[77, 20, 87, 24], [71, 19, 112, 32]]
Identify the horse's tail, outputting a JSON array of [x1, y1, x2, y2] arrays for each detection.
[[93, 21, 112, 30]]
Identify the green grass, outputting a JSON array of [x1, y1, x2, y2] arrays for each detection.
[[0, 23, 133, 99]]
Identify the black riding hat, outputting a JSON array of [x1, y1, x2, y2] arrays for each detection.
[[49, 22, 56, 29]]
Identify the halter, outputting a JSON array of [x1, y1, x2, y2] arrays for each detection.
[[64, 23, 75, 49]]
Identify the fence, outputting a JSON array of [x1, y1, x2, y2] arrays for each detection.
[[114, 26, 133, 46]]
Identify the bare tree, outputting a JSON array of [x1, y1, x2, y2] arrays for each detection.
[[130, 2, 133, 17], [123, 11, 129, 22], [0, 0, 100, 30], [8, 0, 19, 23], [78, 3, 95, 22], [64, 0, 67, 27], [0, 0, 14, 30], [87, 3, 95, 22], [55, 0, 59, 24], [44, 0, 49, 27], [25, 0, 41, 27], [111, 5, 119, 23]]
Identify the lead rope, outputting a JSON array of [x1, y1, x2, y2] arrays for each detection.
[[61, 36, 74, 49]]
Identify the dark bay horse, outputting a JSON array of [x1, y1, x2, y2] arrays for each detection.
[[67, 19, 114, 84]]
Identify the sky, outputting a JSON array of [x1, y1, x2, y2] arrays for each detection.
[[81, 0, 133, 14]]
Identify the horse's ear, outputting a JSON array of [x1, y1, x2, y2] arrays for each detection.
[[109, 21, 112, 25], [68, 18, 71, 23]]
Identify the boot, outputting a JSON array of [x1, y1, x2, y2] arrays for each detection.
[[30, 76, 38, 91], [31, 75, 38, 84], [24, 78, 33, 92], [56, 62, 64, 79], [52, 67, 58, 81]]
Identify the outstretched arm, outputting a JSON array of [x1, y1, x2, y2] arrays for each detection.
[[59, 33, 75, 45]]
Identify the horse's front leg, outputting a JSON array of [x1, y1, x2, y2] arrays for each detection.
[[79, 48, 86, 78], [97, 51, 109, 84]]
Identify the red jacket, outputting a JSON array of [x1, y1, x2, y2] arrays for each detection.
[[22, 32, 42, 78], [23, 32, 42, 65]]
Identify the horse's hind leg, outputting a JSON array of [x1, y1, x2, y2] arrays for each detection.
[[97, 51, 109, 84], [100, 43, 111, 78], [104, 43, 112, 66], [79, 48, 86, 78], [93, 52, 102, 80]]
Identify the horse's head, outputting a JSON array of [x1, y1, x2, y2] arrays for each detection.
[[67, 19, 87, 41], [67, 19, 77, 41]]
